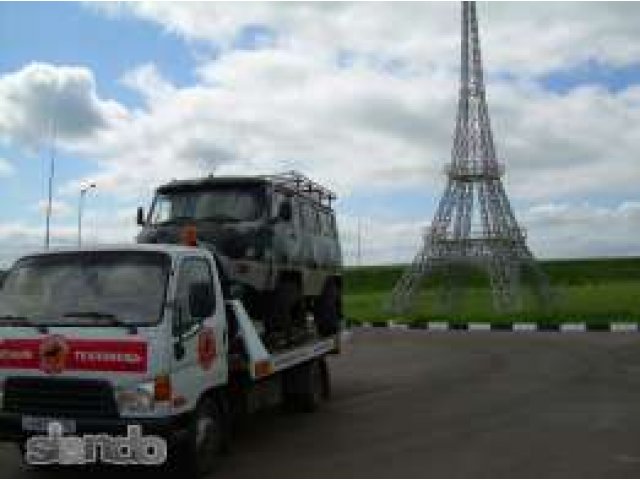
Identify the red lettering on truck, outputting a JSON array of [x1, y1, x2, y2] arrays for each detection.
[[0, 337, 148, 373]]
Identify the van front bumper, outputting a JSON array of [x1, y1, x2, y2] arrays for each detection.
[[0, 410, 193, 445]]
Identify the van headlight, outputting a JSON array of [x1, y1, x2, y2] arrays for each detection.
[[115, 383, 154, 416]]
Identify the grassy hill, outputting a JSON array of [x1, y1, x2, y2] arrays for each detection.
[[343, 257, 640, 325]]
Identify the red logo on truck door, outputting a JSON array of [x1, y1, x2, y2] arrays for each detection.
[[197, 327, 216, 370], [40, 335, 69, 374], [0, 337, 148, 373]]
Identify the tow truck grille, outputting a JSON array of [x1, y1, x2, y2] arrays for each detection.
[[3, 377, 119, 418]]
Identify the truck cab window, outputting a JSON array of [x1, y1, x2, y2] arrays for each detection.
[[174, 258, 216, 336]]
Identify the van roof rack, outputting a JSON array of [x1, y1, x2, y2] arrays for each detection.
[[264, 170, 337, 207]]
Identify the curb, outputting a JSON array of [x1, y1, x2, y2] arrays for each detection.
[[351, 321, 640, 333]]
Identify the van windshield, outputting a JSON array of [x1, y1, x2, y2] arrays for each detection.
[[0, 251, 170, 327], [150, 186, 265, 225]]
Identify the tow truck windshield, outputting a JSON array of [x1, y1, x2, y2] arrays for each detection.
[[149, 185, 265, 225], [0, 251, 170, 327]]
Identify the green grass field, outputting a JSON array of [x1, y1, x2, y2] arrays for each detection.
[[343, 258, 640, 325]]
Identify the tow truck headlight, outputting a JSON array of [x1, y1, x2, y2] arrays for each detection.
[[115, 383, 154, 415]]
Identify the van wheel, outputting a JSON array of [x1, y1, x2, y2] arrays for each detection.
[[315, 281, 340, 336], [272, 280, 304, 345], [180, 397, 224, 476]]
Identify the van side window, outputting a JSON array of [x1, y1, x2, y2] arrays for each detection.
[[302, 202, 319, 234], [274, 190, 294, 224], [329, 214, 338, 238], [173, 258, 216, 336], [296, 198, 305, 230], [319, 211, 333, 237]]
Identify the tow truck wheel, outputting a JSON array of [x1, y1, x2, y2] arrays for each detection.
[[283, 358, 327, 413], [181, 397, 224, 476], [314, 280, 340, 336]]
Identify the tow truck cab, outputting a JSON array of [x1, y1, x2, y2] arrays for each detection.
[[0, 244, 227, 439], [0, 244, 337, 473]]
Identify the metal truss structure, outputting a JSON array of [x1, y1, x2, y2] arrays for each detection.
[[388, 1, 551, 314]]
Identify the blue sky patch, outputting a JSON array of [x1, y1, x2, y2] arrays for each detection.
[[539, 59, 640, 94], [0, 2, 200, 108]]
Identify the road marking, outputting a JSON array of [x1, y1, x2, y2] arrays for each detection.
[[427, 322, 449, 331], [560, 323, 586, 332], [388, 321, 409, 330], [468, 323, 491, 331], [513, 323, 537, 331], [611, 323, 638, 332], [355, 321, 640, 333]]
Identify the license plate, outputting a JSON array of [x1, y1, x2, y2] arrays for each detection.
[[22, 416, 76, 434]]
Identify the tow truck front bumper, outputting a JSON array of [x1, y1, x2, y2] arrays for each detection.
[[0, 410, 193, 445]]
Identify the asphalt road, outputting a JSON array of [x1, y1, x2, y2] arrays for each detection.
[[2, 329, 640, 478]]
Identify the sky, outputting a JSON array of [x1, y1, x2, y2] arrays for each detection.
[[0, 1, 639, 267]]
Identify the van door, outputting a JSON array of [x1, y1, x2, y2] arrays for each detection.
[[273, 191, 301, 267], [170, 256, 227, 412]]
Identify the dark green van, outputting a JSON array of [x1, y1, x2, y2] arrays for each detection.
[[136, 171, 342, 346]]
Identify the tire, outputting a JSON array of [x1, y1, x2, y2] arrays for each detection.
[[314, 280, 341, 337], [282, 359, 326, 413], [270, 279, 304, 343], [178, 397, 224, 476]]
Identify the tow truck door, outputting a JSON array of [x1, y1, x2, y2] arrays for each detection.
[[169, 255, 227, 411]]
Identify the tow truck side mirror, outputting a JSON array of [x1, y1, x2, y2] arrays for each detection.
[[136, 207, 145, 226], [173, 303, 186, 361], [189, 283, 215, 318]]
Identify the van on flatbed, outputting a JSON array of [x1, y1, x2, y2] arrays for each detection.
[[136, 171, 343, 348], [0, 244, 340, 475]]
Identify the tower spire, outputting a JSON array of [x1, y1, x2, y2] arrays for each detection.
[[388, 1, 551, 314]]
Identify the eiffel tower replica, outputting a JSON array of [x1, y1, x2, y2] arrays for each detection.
[[388, 1, 551, 314]]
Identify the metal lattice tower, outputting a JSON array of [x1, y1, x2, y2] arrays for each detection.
[[388, 1, 551, 314]]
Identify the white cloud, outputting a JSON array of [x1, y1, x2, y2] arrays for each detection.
[[0, 62, 128, 149], [121, 63, 176, 104], [103, 2, 640, 74], [1, 3, 639, 263], [0, 158, 14, 177], [338, 200, 640, 265], [33, 199, 73, 218], [0, 207, 141, 268], [522, 201, 640, 258], [59, 48, 640, 205]]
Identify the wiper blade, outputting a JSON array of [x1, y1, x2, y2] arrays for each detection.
[[62, 311, 137, 333], [63, 310, 118, 319], [0, 314, 30, 321], [0, 314, 48, 332]]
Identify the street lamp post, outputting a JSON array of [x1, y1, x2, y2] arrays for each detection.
[[78, 183, 96, 247], [44, 118, 57, 250]]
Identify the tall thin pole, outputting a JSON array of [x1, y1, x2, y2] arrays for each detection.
[[357, 217, 362, 267], [78, 183, 96, 247], [44, 118, 56, 250], [78, 190, 84, 247]]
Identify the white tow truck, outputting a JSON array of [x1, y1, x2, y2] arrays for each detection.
[[0, 244, 341, 474]]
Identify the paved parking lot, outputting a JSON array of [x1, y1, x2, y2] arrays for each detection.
[[2, 328, 640, 477]]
